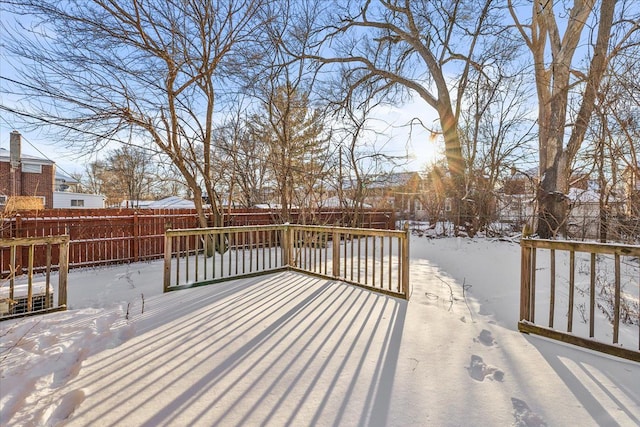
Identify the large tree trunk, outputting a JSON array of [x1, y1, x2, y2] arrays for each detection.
[[438, 103, 466, 226], [529, 0, 615, 239]]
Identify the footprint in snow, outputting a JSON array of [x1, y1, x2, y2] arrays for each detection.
[[475, 329, 495, 346], [511, 397, 547, 427], [467, 355, 504, 382]]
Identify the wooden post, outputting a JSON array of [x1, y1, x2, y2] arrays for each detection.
[[520, 239, 532, 322], [27, 244, 34, 312], [282, 225, 290, 266], [45, 243, 52, 309], [163, 231, 172, 292], [613, 253, 621, 344], [15, 214, 23, 275], [402, 221, 410, 300], [332, 230, 340, 278], [568, 251, 575, 333], [58, 236, 69, 308]]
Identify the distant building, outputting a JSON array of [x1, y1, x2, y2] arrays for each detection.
[[55, 171, 81, 192], [53, 191, 106, 209], [121, 196, 196, 209], [1, 131, 106, 210], [342, 171, 425, 219], [0, 131, 55, 209]]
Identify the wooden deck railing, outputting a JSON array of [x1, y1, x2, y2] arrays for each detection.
[[164, 224, 410, 300], [520, 238, 640, 362], [0, 235, 70, 320]]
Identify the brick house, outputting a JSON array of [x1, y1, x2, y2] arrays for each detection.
[[359, 171, 426, 220], [0, 131, 55, 209]]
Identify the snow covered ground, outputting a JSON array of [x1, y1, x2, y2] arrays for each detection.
[[1, 236, 639, 426]]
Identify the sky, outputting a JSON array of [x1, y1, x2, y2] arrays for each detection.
[[1, 233, 638, 426]]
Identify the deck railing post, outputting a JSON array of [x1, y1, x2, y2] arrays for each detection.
[[332, 230, 340, 278], [520, 239, 532, 322], [402, 221, 410, 300], [163, 231, 172, 292], [58, 236, 69, 307], [283, 224, 293, 267]]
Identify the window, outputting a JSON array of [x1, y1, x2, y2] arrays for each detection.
[[71, 199, 84, 207], [444, 198, 452, 212], [0, 195, 6, 206], [21, 163, 42, 173]]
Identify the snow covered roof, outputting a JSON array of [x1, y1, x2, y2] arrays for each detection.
[[120, 200, 155, 208], [342, 171, 422, 190], [567, 187, 600, 203], [253, 203, 299, 209], [55, 171, 80, 185], [146, 196, 196, 209], [317, 196, 372, 208], [0, 147, 55, 165]]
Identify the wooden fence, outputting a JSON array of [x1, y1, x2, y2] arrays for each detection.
[[164, 223, 410, 300], [520, 238, 640, 362], [0, 208, 394, 274], [0, 235, 69, 320]]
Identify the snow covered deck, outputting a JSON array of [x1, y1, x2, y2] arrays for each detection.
[[23, 270, 639, 426]]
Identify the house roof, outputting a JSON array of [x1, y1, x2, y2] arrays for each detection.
[[568, 187, 601, 203], [147, 196, 196, 209], [343, 171, 422, 190], [55, 171, 80, 185], [121, 197, 197, 209], [0, 147, 55, 165], [318, 196, 372, 208]]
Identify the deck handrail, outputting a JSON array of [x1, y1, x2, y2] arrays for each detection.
[[164, 224, 410, 300], [0, 235, 69, 320], [520, 238, 639, 362]]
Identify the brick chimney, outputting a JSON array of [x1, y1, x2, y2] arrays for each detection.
[[9, 130, 22, 196], [10, 130, 21, 168]]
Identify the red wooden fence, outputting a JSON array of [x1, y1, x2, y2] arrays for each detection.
[[1, 208, 394, 274]]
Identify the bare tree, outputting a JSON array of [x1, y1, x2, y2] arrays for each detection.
[[325, 69, 406, 226], [212, 107, 270, 208], [84, 145, 157, 206], [575, 46, 640, 242], [251, 83, 330, 221], [508, 0, 639, 238], [304, 0, 512, 212], [3, 0, 271, 240], [459, 62, 537, 233], [246, 2, 332, 222]]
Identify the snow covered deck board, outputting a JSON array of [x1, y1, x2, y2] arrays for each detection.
[[22, 270, 639, 427]]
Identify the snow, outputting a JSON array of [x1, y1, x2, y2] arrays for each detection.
[[1, 236, 639, 426]]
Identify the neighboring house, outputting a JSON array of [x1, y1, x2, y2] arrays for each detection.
[[53, 191, 106, 209], [622, 166, 640, 216], [495, 169, 537, 229], [55, 171, 81, 192], [147, 196, 196, 209], [124, 196, 196, 209], [120, 199, 155, 209], [0, 131, 55, 209], [1, 131, 106, 210], [316, 196, 371, 209], [53, 170, 106, 208], [566, 188, 601, 239], [343, 171, 425, 219], [567, 187, 626, 240]]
